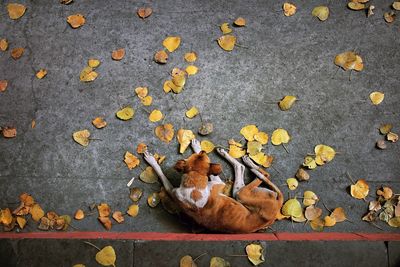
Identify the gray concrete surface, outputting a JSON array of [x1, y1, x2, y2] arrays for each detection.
[[0, 0, 399, 233]]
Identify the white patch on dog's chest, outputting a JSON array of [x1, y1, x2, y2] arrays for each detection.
[[173, 181, 224, 209]]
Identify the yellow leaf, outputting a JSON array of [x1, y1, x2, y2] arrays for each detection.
[[229, 145, 246, 159], [80, 66, 98, 82], [283, 3, 296, 16], [97, 203, 111, 217], [139, 166, 158, 183], [163, 36, 181, 52], [387, 132, 399, 143], [185, 65, 198, 76], [180, 255, 197, 267], [201, 140, 215, 153], [172, 68, 186, 87], [312, 6, 329, 21], [73, 129, 90, 147], [155, 124, 174, 143], [124, 151, 140, 170], [240, 124, 259, 141], [74, 209, 85, 220], [350, 179, 369, 199], [116, 107, 134, 120], [127, 204, 139, 217], [164, 79, 184, 94], [393, 2, 400, 10], [184, 52, 197, 62], [11, 47, 24, 60], [147, 192, 160, 207], [0, 39, 8, 51], [249, 152, 273, 168], [16, 216, 26, 229], [67, 14, 86, 28], [278, 95, 297, 111], [95, 246, 116, 267], [185, 106, 199, 118], [314, 144, 335, 165], [135, 87, 148, 98], [254, 131, 268, 145], [303, 156, 317, 169], [92, 117, 107, 129], [36, 69, 47, 79], [334, 51, 363, 71], [282, 198, 302, 218], [73, 264, 86, 267], [379, 123, 393, 135], [30, 204, 45, 222], [7, 3, 26, 20], [141, 96, 153, 106], [220, 23, 232, 34], [111, 48, 125, 61], [369, 91, 384, 105], [245, 243, 265, 266], [310, 217, 324, 231], [247, 141, 262, 156], [388, 217, 400, 227], [149, 109, 163, 122], [271, 128, 290, 145], [217, 35, 236, 51], [303, 191, 318, 206], [0, 208, 13, 225], [88, 59, 100, 68], [286, 178, 298, 190], [210, 257, 230, 267], [234, 17, 246, 26], [177, 129, 195, 153], [330, 207, 347, 222], [324, 215, 336, 227], [229, 139, 243, 147], [112, 211, 124, 223], [154, 50, 168, 64], [348, 2, 366, 10], [136, 143, 147, 154]]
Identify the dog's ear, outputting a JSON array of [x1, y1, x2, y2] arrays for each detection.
[[174, 159, 186, 172], [208, 163, 222, 176]]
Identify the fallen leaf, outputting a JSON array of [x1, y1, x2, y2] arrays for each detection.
[[67, 14, 85, 28], [369, 201, 382, 212], [112, 48, 125, 60], [367, 5, 375, 17], [36, 69, 47, 79], [147, 192, 160, 207], [348, 2, 366, 10], [278, 95, 297, 111], [129, 187, 143, 202], [149, 109, 163, 122], [387, 132, 399, 142], [245, 243, 265, 266], [292, 213, 307, 223], [136, 143, 147, 154], [283, 3, 297, 16], [388, 217, 400, 227], [310, 217, 324, 231], [163, 36, 181, 52], [350, 179, 369, 199], [305, 205, 322, 221], [198, 122, 213, 135], [369, 91, 384, 105], [393, 2, 400, 10], [334, 51, 363, 71], [16, 216, 26, 229], [30, 203, 45, 222], [60, 0, 74, 5], [303, 156, 317, 169], [95, 246, 116, 266], [286, 178, 298, 190], [163, 80, 183, 94], [377, 186, 393, 200], [0, 39, 9, 51], [172, 67, 186, 87], [80, 66, 98, 82], [314, 144, 335, 165], [184, 52, 197, 62], [0, 208, 13, 225], [329, 207, 346, 222], [229, 145, 246, 159], [127, 204, 139, 217], [98, 217, 112, 230], [177, 129, 195, 153], [88, 59, 100, 68], [303, 191, 318, 206], [185, 106, 199, 118], [92, 117, 107, 129], [111, 211, 124, 223], [379, 124, 393, 135], [98, 203, 111, 217], [154, 50, 168, 64], [20, 193, 34, 206], [271, 128, 290, 146], [141, 96, 153, 106], [11, 47, 24, 60], [282, 198, 302, 218], [74, 209, 85, 220], [186, 65, 198, 76], [38, 216, 50, 230], [234, 17, 246, 26], [240, 125, 258, 141], [247, 141, 262, 156], [0, 80, 7, 92], [324, 215, 336, 227], [384, 12, 396, 23], [254, 131, 268, 145], [217, 35, 236, 51], [249, 152, 273, 168], [201, 140, 215, 153], [7, 3, 26, 20], [180, 255, 197, 267], [124, 151, 140, 170], [210, 257, 231, 267], [116, 107, 134, 120], [155, 123, 174, 143], [137, 7, 152, 19], [220, 23, 232, 34], [72, 129, 90, 147], [2, 127, 17, 138], [312, 6, 329, 21], [140, 166, 158, 183], [59, 215, 71, 231]]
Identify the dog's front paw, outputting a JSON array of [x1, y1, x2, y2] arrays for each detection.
[[144, 150, 158, 166], [216, 147, 228, 156], [191, 139, 201, 153]]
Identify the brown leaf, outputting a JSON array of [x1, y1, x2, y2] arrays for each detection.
[[11, 47, 24, 60], [98, 216, 112, 230], [305, 205, 322, 221], [0, 39, 8, 51], [67, 14, 86, 28], [92, 117, 107, 129], [74, 209, 85, 220], [154, 50, 168, 64], [7, 3, 27, 20], [137, 7, 152, 19], [112, 48, 125, 60], [155, 123, 174, 143], [0, 80, 8, 92], [30, 204, 45, 222], [112, 211, 124, 223], [124, 151, 140, 170], [97, 203, 111, 217], [129, 187, 143, 202], [2, 127, 17, 138]]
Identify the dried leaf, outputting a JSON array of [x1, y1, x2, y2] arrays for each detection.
[[95, 246, 116, 266], [154, 50, 168, 64], [36, 69, 47, 79], [377, 186, 393, 200], [72, 129, 90, 147], [141, 96, 153, 106], [112, 48, 125, 60], [271, 128, 290, 146], [388, 217, 400, 227], [11, 47, 24, 60], [367, 5, 375, 17], [324, 215, 336, 227], [369, 91, 384, 105], [136, 143, 147, 154], [137, 7, 152, 19], [0, 39, 9, 51], [348, 2, 366, 10], [245, 243, 265, 266], [98, 217, 112, 230], [282, 198, 302, 218], [0, 80, 8, 92], [330, 207, 346, 222], [38, 216, 50, 230], [247, 141, 262, 156], [303, 156, 317, 169], [393, 2, 400, 10], [384, 12, 396, 23], [350, 179, 369, 199], [16, 216, 26, 229], [67, 14, 85, 28], [74, 209, 85, 220], [180, 255, 197, 267], [2, 127, 17, 138], [379, 124, 393, 135], [283, 3, 296, 16], [249, 153, 273, 168], [186, 65, 198, 76], [334, 51, 363, 71], [240, 125, 258, 141], [149, 110, 163, 122], [254, 131, 268, 145], [217, 35, 236, 51], [88, 59, 100, 68], [286, 178, 298, 190], [312, 6, 329, 21], [163, 80, 183, 94], [124, 151, 140, 170], [140, 166, 158, 184], [200, 140, 215, 153], [7, 3, 26, 20], [130, 187, 143, 202], [234, 17, 246, 26], [0, 208, 13, 225], [314, 144, 335, 165], [116, 107, 134, 120], [310, 217, 324, 231], [79, 66, 98, 82], [303, 191, 318, 206], [177, 129, 195, 153], [92, 117, 107, 129], [98, 203, 111, 217], [112, 211, 124, 223], [59, 215, 71, 231], [127, 204, 139, 217], [198, 122, 213, 135], [305, 205, 322, 221], [210, 257, 231, 267], [229, 145, 246, 159], [163, 36, 181, 52], [369, 201, 382, 212], [278, 95, 297, 111], [30, 204, 45, 222], [147, 192, 160, 207], [172, 67, 186, 87], [184, 52, 197, 62], [220, 23, 232, 34], [185, 106, 199, 118], [387, 132, 399, 142], [155, 123, 174, 143]]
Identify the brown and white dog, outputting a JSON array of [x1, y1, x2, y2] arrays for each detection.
[[144, 139, 283, 233]]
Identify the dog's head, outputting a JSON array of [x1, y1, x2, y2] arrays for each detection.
[[174, 151, 222, 176]]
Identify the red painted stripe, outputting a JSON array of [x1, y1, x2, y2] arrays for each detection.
[[0, 232, 399, 241]]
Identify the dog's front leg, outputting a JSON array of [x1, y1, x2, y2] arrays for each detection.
[[144, 151, 173, 193], [191, 139, 201, 154]]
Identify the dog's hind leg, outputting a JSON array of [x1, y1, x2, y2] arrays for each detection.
[[216, 148, 245, 198], [144, 150, 173, 193]]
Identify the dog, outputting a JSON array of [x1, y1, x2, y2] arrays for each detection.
[[144, 139, 283, 233]]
